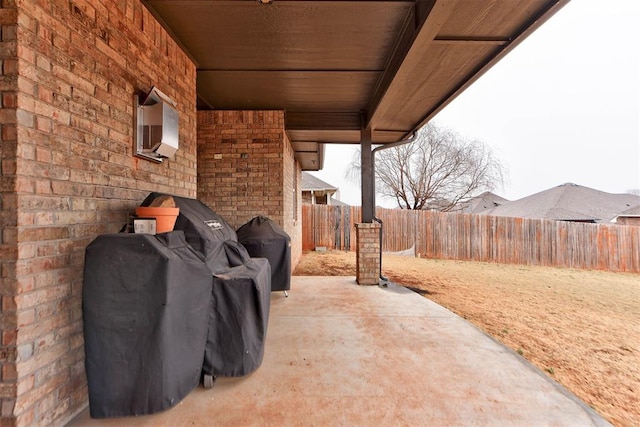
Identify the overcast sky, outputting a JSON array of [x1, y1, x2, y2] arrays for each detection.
[[310, 0, 640, 207]]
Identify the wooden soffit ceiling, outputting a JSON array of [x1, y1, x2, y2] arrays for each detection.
[[143, 0, 569, 170]]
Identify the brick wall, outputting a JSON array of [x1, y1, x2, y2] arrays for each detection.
[[1, 1, 197, 426], [282, 132, 302, 267], [617, 217, 640, 226], [197, 110, 302, 268], [1, 3, 19, 426]]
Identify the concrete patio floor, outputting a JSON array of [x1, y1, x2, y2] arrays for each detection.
[[69, 276, 610, 426]]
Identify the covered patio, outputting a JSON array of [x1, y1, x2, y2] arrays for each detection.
[[1, 1, 588, 425], [69, 277, 608, 426]]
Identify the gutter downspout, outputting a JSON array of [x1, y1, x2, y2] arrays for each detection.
[[370, 131, 417, 281]]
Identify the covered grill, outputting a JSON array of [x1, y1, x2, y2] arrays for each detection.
[[237, 215, 292, 293], [141, 193, 271, 384], [83, 232, 212, 418], [83, 194, 272, 418]]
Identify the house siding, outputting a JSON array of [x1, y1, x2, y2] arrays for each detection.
[[617, 217, 640, 226], [1, 1, 197, 425]]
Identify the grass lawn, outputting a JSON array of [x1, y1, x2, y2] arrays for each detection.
[[294, 250, 640, 427]]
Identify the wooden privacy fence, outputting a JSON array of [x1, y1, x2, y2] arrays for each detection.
[[302, 204, 640, 273]]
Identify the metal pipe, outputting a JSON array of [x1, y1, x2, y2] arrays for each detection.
[[372, 131, 417, 155], [370, 131, 417, 281]]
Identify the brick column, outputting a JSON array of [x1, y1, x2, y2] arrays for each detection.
[[355, 223, 381, 285]]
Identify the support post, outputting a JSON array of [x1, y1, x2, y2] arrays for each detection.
[[357, 125, 380, 284], [355, 222, 381, 285], [360, 126, 374, 223]]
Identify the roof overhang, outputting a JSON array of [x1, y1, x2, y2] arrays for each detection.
[[143, 0, 569, 170]]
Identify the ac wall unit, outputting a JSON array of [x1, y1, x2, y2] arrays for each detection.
[[134, 87, 179, 162]]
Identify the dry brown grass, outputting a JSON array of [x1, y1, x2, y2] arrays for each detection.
[[294, 250, 640, 427]]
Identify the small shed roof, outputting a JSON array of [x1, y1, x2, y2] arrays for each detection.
[[329, 198, 350, 207], [460, 191, 509, 214]]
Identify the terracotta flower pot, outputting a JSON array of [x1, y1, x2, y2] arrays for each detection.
[[135, 207, 180, 233]]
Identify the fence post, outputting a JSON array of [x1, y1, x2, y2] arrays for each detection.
[[344, 208, 351, 251]]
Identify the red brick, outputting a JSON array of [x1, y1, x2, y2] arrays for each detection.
[[1, 363, 17, 382], [1, 398, 16, 418], [2, 331, 17, 347], [16, 227, 69, 242]]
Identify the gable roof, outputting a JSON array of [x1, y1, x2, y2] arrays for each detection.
[[483, 183, 640, 222], [301, 172, 338, 192]]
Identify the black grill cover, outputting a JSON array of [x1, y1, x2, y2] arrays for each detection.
[[142, 193, 272, 378], [237, 216, 291, 292], [141, 192, 238, 273], [83, 232, 212, 418]]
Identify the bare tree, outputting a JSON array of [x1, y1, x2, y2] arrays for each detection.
[[348, 123, 506, 211]]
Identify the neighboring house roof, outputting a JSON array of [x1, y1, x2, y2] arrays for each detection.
[[424, 197, 453, 211], [618, 204, 640, 216], [483, 183, 640, 223], [459, 191, 509, 214], [612, 204, 640, 222], [301, 172, 338, 192]]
